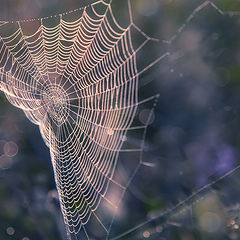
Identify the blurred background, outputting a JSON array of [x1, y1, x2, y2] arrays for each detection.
[[1, 0, 240, 239]]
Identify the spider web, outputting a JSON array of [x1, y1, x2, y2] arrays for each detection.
[[1, 0, 240, 239], [0, 0, 166, 239]]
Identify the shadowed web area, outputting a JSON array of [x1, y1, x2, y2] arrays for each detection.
[[1, 0, 240, 239]]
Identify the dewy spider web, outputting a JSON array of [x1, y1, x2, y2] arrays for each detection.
[[1, 0, 239, 239], [0, 0, 166, 239]]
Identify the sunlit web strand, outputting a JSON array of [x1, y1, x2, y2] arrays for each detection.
[[162, 1, 236, 44]]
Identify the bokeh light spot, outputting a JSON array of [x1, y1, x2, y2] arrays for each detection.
[[233, 224, 239, 230], [143, 230, 150, 238], [6, 226, 15, 235], [139, 109, 155, 125], [22, 237, 30, 240], [4, 141, 18, 157]]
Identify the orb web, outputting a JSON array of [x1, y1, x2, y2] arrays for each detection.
[[1, 0, 239, 239], [0, 0, 165, 239]]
